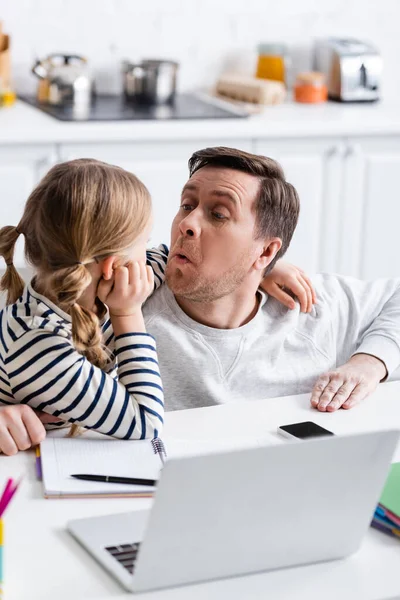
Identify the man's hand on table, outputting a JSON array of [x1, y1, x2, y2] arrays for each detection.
[[311, 353, 387, 412]]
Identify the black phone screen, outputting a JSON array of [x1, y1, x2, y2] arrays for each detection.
[[280, 421, 334, 439]]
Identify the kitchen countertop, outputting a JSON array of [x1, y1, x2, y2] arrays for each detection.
[[2, 98, 400, 144]]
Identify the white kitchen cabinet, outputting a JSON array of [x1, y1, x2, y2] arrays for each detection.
[[254, 138, 342, 275], [345, 137, 400, 280], [0, 145, 56, 267], [58, 139, 252, 247]]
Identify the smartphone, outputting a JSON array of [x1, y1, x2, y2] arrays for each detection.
[[277, 421, 334, 440]]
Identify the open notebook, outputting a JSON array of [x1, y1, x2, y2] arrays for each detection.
[[40, 436, 167, 499], [40, 431, 282, 499]]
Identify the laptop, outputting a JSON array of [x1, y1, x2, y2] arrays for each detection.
[[68, 429, 399, 593]]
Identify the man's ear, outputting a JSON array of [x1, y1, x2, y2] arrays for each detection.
[[101, 256, 118, 281], [253, 238, 282, 272]]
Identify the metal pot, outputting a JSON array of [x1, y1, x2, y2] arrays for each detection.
[[122, 59, 179, 105], [32, 54, 94, 106]]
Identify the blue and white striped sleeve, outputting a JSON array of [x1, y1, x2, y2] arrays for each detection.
[[0, 363, 14, 406], [146, 244, 169, 291], [4, 330, 164, 440]]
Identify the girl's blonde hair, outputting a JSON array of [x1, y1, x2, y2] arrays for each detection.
[[0, 158, 152, 434]]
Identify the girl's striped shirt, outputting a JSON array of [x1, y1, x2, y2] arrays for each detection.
[[0, 244, 169, 439]]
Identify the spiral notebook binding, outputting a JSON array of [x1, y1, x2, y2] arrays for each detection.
[[151, 438, 167, 463]]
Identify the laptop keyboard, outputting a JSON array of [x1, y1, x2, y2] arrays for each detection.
[[105, 542, 141, 574]]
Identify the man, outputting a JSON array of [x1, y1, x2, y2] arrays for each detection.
[[143, 146, 400, 411], [1, 146, 400, 453]]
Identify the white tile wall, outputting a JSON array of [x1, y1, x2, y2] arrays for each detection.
[[0, 0, 399, 99]]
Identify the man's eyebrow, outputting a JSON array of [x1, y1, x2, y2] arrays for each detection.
[[181, 183, 197, 196], [181, 184, 238, 206], [209, 190, 238, 206]]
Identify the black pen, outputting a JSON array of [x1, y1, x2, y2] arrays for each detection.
[[70, 474, 157, 486]]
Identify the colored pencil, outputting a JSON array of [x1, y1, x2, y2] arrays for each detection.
[[0, 518, 3, 598], [0, 481, 13, 517], [0, 480, 20, 519], [378, 503, 400, 527], [35, 446, 42, 480], [0, 478, 20, 599]]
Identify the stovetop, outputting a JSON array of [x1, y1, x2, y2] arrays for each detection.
[[20, 93, 248, 122]]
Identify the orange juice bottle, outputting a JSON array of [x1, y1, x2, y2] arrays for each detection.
[[256, 43, 287, 84]]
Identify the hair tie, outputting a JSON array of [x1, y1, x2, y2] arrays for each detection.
[[15, 227, 21, 235], [6, 262, 13, 267]]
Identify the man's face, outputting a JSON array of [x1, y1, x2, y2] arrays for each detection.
[[166, 166, 267, 302]]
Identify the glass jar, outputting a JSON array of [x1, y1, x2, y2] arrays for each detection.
[[256, 43, 288, 84], [0, 75, 16, 107], [294, 72, 328, 103]]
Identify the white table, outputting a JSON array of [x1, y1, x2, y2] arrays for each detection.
[[4, 383, 400, 600]]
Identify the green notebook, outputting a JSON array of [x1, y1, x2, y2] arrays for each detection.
[[380, 462, 400, 517]]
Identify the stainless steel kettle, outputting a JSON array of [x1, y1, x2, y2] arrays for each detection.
[[122, 59, 179, 105], [32, 54, 94, 106]]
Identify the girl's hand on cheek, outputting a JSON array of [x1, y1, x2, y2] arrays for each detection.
[[97, 272, 115, 306], [99, 261, 154, 317]]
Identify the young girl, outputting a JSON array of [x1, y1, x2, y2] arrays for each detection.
[[0, 158, 315, 450], [0, 158, 165, 440]]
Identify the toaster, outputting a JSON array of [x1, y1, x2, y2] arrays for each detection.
[[314, 38, 382, 102]]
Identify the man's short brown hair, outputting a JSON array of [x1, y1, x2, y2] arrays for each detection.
[[188, 147, 300, 272]]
